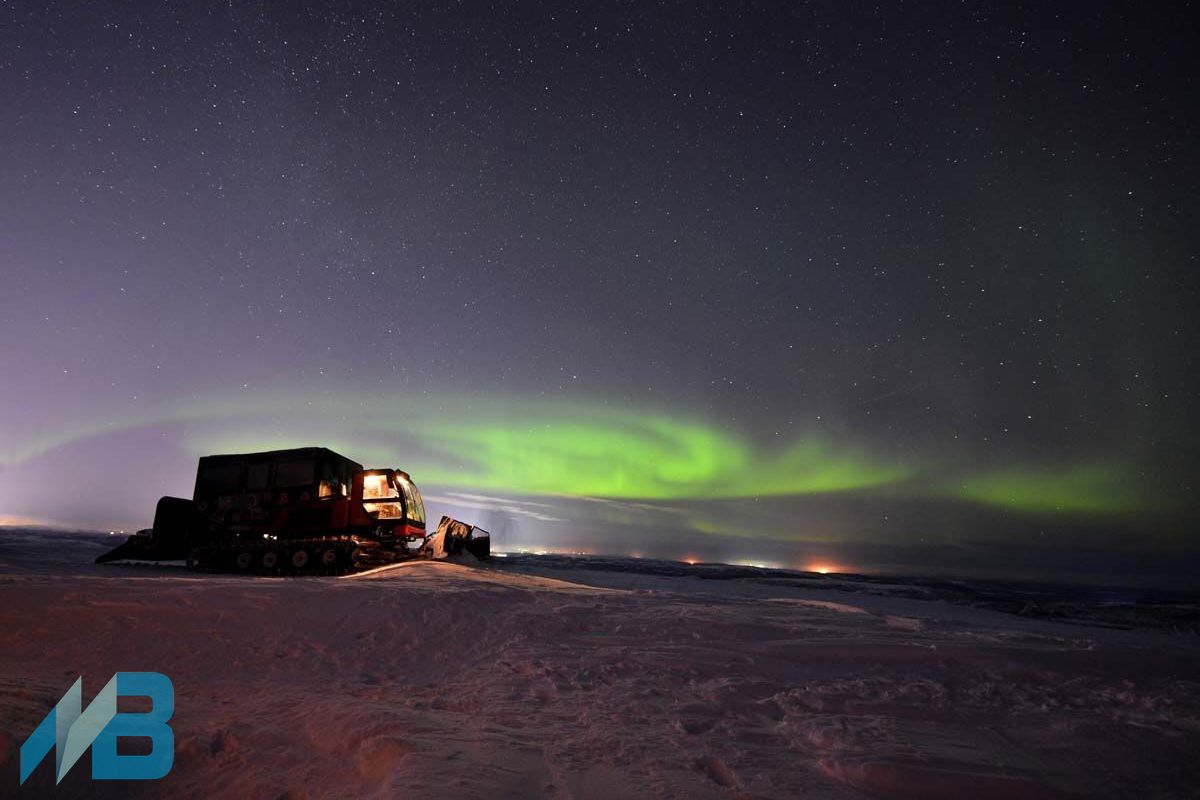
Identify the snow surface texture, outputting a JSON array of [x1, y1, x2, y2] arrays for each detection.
[[1, 529, 1198, 799]]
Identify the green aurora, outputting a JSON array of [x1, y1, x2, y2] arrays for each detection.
[[418, 414, 914, 500], [0, 391, 1152, 516], [953, 463, 1144, 515]]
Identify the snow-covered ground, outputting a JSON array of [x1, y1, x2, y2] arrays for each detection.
[[1, 529, 1198, 799]]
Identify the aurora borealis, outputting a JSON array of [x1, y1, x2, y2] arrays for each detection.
[[0, 391, 1157, 512], [1, 2, 1197, 584]]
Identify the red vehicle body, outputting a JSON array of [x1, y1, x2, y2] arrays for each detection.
[[96, 447, 486, 574]]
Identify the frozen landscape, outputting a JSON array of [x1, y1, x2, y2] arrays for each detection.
[[2, 528, 1199, 799]]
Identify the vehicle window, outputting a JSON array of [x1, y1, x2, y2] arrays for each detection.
[[399, 478, 425, 523], [318, 479, 345, 498], [196, 464, 241, 495], [246, 463, 270, 490], [362, 473, 397, 500], [364, 501, 403, 519], [275, 459, 315, 487]]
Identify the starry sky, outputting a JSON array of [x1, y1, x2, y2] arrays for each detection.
[[1, 2, 1197, 585]]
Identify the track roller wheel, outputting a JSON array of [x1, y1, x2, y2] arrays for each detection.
[[261, 550, 279, 571], [320, 547, 340, 571], [234, 550, 254, 571], [290, 549, 310, 570]]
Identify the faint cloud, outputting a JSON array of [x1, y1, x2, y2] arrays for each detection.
[[571, 496, 690, 515], [424, 492, 566, 523]]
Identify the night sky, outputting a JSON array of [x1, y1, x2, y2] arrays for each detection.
[[2, 2, 1197, 584]]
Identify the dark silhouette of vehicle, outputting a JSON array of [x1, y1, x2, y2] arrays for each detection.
[[96, 447, 489, 573]]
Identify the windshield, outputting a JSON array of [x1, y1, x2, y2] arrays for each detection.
[[396, 475, 425, 524]]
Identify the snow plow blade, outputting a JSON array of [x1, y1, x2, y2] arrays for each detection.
[[428, 516, 491, 561]]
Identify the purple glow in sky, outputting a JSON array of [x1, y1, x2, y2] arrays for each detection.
[[1, 2, 1197, 585]]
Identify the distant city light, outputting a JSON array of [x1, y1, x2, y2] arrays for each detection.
[[732, 559, 782, 570]]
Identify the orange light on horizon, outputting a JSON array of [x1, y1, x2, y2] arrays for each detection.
[[804, 561, 840, 575]]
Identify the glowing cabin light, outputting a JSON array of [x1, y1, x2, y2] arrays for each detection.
[[362, 474, 390, 499]]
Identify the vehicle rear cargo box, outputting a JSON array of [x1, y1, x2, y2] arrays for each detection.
[[192, 447, 363, 527]]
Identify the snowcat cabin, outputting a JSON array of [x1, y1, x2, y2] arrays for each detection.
[[351, 468, 427, 541]]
